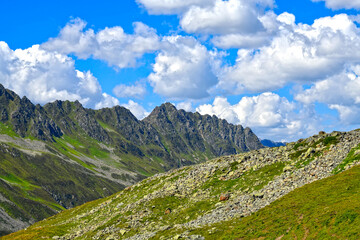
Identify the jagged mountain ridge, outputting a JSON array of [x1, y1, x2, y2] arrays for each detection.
[[5, 129, 360, 239], [144, 103, 261, 157], [0, 84, 263, 236], [0, 83, 262, 173]]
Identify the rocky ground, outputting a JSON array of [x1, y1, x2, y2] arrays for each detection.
[[6, 129, 360, 240]]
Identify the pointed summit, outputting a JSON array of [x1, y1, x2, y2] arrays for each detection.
[[144, 102, 263, 157], [144, 102, 177, 121]]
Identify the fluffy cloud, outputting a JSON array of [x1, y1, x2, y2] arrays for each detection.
[[210, 10, 280, 49], [176, 102, 193, 112], [196, 93, 320, 141], [312, 0, 360, 10], [43, 19, 160, 68], [0, 41, 119, 109], [218, 13, 360, 94], [212, 32, 269, 49], [329, 105, 360, 125], [295, 67, 360, 106], [180, 0, 272, 35], [95, 93, 120, 110], [113, 82, 147, 99], [137, 0, 275, 47], [121, 100, 149, 120], [295, 66, 360, 124], [136, 0, 213, 14], [148, 36, 218, 99]]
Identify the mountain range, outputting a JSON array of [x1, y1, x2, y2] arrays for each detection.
[[0, 84, 263, 236]]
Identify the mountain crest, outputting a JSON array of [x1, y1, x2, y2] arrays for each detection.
[[0, 84, 262, 156], [144, 102, 263, 157]]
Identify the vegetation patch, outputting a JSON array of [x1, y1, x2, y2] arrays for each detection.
[[290, 135, 340, 168], [333, 143, 360, 174], [323, 136, 339, 146], [201, 162, 285, 195], [0, 122, 19, 137], [0, 174, 39, 191], [293, 140, 306, 151]]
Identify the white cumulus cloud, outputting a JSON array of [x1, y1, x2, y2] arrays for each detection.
[[180, 0, 269, 35], [113, 82, 147, 99], [0, 41, 119, 109], [176, 102, 193, 112], [95, 93, 120, 109], [295, 65, 360, 124], [218, 13, 360, 94], [43, 19, 160, 69], [312, 0, 360, 10], [329, 105, 360, 125], [121, 100, 149, 120], [136, 0, 213, 14], [211, 10, 280, 49], [137, 0, 275, 48], [196, 93, 320, 141], [148, 36, 218, 99]]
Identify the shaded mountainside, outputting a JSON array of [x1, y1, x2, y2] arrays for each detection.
[[0, 84, 262, 236], [0, 140, 123, 236], [6, 129, 360, 239]]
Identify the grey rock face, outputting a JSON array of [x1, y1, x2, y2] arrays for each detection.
[[144, 103, 263, 157]]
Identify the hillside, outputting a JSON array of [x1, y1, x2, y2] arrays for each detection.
[[0, 84, 262, 236], [5, 129, 360, 239]]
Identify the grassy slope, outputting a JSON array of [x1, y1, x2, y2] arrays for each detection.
[[190, 165, 360, 240], [6, 164, 360, 240]]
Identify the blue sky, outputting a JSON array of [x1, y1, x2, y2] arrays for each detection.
[[1, 0, 360, 141]]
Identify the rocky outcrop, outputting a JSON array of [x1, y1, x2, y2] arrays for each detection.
[[0, 85, 62, 141], [44, 100, 112, 144], [144, 103, 263, 157]]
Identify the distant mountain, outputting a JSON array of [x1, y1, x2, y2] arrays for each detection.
[[7, 129, 360, 239], [0, 84, 263, 235], [144, 103, 262, 160], [261, 139, 286, 148]]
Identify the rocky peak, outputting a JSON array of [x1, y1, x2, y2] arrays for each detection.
[[0, 84, 17, 100], [0, 84, 62, 141], [144, 102, 263, 157], [144, 102, 177, 123], [160, 102, 177, 112], [44, 100, 111, 144]]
